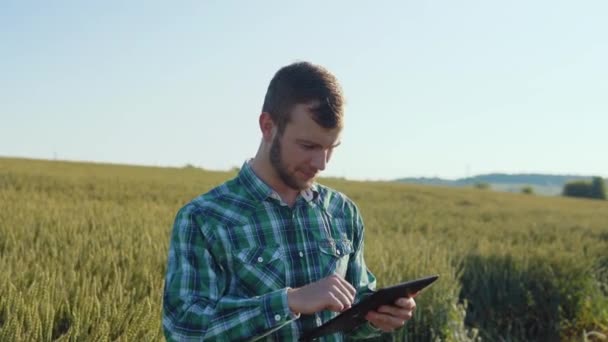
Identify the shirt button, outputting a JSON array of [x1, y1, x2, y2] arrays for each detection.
[[257, 257, 264, 263], [299, 251, 304, 257], [274, 314, 281, 321], [336, 249, 341, 255]]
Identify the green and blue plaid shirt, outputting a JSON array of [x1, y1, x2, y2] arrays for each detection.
[[163, 161, 381, 341]]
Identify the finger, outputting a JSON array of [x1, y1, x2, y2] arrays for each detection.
[[332, 274, 357, 299], [377, 305, 413, 320], [365, 311, 405, 332], [334, 278, 356, 303], [365, 312, 392, 332], [326, 291, 348, 312], [329, 283, 354, 309], [394, 297, 416, 310], [326, 275, 355, 304]]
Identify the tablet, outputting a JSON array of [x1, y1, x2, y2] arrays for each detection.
[[298, 275, 439, 341]]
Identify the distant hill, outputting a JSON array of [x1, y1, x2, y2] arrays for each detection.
[[395, 173, 604, 196]]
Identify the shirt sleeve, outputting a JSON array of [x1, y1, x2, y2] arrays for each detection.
[[344, 203, 383, 340], [162, 204, 299, 342]]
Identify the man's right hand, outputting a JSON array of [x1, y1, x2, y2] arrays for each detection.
[[286, 274, 356, 315]]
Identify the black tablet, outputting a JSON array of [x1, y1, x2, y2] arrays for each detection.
[[299, 275, 439, 341]]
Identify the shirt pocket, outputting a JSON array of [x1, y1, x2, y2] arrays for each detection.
[[318, 239, 354, 278], [232, 246, 285, 296]]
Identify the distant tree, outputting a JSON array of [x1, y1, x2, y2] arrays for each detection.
[[590, 176, 607, 200], [474, 182, 490, 190], [563, 177, 606, 200], [563, 181, 591, 198], [521, 186, 534, 195]]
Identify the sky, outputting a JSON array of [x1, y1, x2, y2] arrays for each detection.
[[1, 1, 607, 181]]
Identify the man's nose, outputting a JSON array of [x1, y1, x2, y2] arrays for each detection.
[[311, 150, 327, 171]]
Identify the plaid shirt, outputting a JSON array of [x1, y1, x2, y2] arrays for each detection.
[[163, 161, 381, 341]]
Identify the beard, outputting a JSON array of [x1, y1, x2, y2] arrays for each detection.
[[269, 134, 310, 191]]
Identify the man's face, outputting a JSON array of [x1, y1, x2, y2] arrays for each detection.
[[269, 103, 342, 191]]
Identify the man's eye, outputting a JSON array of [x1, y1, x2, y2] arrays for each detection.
[[301, 144, 316, 150]]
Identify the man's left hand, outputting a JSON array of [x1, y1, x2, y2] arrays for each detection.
[[364, 296, 416, 332]]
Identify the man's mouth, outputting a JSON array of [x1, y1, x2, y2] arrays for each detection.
[[300, 170, 317, 179]]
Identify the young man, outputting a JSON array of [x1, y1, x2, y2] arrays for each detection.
[[162, 62, 416, 341]]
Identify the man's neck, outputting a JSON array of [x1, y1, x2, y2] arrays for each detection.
[[249, 157, 299, 207]]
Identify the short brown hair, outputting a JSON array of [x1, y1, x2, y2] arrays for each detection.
[[262, 61, 344, 133]]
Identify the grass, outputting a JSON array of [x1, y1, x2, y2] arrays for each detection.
[[1, 157, 607, 341]]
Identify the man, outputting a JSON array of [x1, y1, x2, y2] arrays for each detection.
[[162, 61, 416, 341]]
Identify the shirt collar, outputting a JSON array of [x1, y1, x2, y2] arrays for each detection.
[[238, 160, 319, 204]]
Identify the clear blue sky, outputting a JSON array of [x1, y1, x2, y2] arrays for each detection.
[[2, 1, 607, 180]]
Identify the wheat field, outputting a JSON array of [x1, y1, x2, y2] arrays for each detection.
[[1, 157, 607, 341]]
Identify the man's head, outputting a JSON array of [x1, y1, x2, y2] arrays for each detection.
[[262, 61, 344, 134], [259, 62, 345, 191]]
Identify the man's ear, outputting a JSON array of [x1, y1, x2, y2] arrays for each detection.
[[259, 112, 275, 143]]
